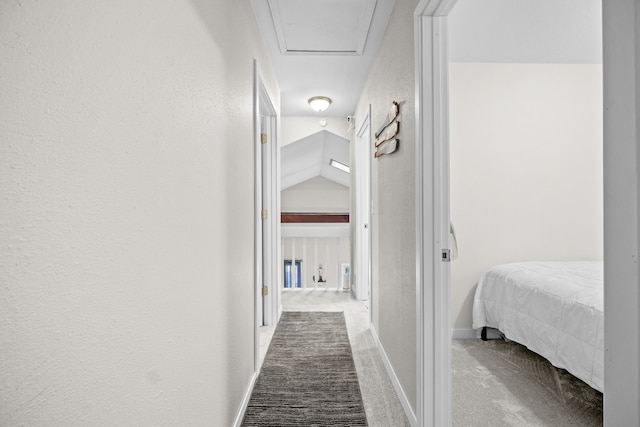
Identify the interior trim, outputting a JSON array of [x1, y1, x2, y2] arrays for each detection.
[[281, 213, 349, 223], [371, 324, 418, 426], [415, 1, 456, 426]]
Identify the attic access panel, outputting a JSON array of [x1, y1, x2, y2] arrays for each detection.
[[268, 0, 377, 55]]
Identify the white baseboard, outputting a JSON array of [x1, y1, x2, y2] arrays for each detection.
[[452, 327, 502, 340], [232, 372, 258, 427], [370, 325, 418, 427], [452, 328, 480, 340]]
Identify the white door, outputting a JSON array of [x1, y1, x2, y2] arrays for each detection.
[[260, 113, 278, 326], [355, 108, 372, 303], [260, 116, 269, 326], [253, 61, 279, 372]]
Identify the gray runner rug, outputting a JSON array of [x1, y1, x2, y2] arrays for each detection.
[[242, 311, 368, 426]]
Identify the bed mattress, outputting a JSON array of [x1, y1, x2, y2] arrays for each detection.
[[472, 261, 604, 392]]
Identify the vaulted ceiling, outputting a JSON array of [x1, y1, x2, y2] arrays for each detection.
[[281, 130, 350, 190]]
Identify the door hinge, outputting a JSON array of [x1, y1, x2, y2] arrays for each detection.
[[261, 209, 268, 220], [262, 285, 268, 296], [442, 249, 451, 262], [261, 133, 267, 144]]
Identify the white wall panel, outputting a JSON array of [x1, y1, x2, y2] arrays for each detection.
[[449, 62, 603, 331], [0, 1, 279, 425]]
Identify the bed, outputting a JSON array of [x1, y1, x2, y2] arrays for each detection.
[[472, 261, 604, 392]]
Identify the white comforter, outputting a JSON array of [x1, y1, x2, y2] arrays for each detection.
[[472, 261, 604, 392]]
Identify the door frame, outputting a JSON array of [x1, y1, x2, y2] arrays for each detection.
[[414, 2, 455, 426], [415, 1, 640, 426], [253, 60, 279, 373], [601, 1, 640, 424], [355, 107, 372, 307]]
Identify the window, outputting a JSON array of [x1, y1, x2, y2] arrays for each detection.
[[284, 260, 302, 288]]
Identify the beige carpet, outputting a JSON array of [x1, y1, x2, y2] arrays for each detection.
[[453, 339, 603, 426]]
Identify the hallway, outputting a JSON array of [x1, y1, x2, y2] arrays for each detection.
[[2, 1, 640, 426], [258, 291, 410, 426]]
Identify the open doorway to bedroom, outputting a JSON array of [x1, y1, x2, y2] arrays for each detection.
[[447, 0, 604, 424]]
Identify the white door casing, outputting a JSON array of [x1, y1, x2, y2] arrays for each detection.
[[254, 64, 263, 334], [414, 1, 456, 426], [602, 1, 640, 424]]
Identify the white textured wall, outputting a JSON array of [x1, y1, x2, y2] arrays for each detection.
[[449, 63, 603, 332], [448, 0, 602, 64], [353, 0, 417, 414], [0, 1, 278, 425], [281, 176, 349, 212]]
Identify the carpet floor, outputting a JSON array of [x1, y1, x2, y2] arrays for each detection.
[[242, 311, 368, 426], [453, 339, 603, 426], [279, 291, 410, 426]]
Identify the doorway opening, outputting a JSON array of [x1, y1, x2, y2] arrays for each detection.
[[448, 1, 604, 425], [254, 61, 278, 370], [415, 1, 640, 426], [279, 116, 355, 298]]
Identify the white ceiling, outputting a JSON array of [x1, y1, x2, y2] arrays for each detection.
[[269, 0, 376, 55], [250, 0, 396, 117], [255, 0, 602, 191], [251, 0, 602, 118]]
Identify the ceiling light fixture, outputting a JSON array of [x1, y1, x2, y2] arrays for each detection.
[[308, 96, 332, 112], [330, 159, 350, 173]]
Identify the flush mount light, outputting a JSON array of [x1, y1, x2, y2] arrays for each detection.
[[308, 96, 332, 112], [330, 159, 350, 173]]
